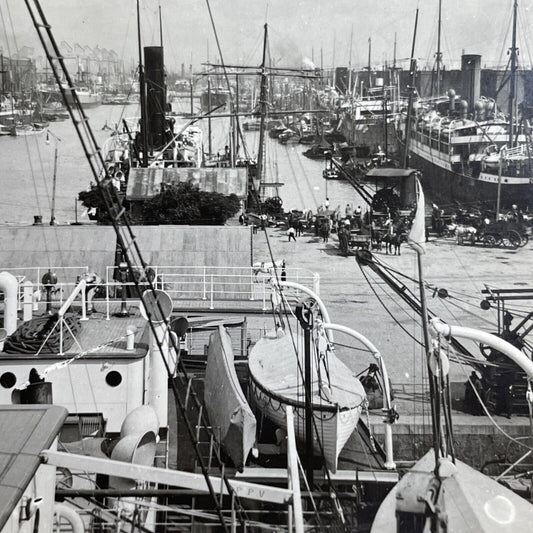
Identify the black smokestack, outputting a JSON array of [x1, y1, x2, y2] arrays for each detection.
[[461, 54, 481, 114], [144, 46, 166, 150]]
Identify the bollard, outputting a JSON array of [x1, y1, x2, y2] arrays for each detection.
[[126, 325, 137, 351]]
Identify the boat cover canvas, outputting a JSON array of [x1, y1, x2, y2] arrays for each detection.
[[205, 326, 256, 472], [248, 331, 365, 410]]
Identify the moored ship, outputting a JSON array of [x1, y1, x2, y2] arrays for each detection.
[[64, 87, 102, 108], [400, 3, 533, 209], [401, 80, 533, 208]]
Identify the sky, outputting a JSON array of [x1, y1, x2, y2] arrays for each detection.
[[2, 1, 533, 72]]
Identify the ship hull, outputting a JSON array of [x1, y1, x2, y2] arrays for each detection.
[[406, 140, 533, 209], [248, 332, 365, 473], [64, 92, 102, 108], [249, 378, 360, 473]]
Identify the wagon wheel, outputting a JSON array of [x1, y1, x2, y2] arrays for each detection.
[[483, 234, 497, 247], [503, 230, 522, 249], [271, 196, 283, 208], [519, 233, 529, 247]]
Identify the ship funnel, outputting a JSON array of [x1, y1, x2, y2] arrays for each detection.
[[144, 46, 167, 151], [461, 54, 481, 115]]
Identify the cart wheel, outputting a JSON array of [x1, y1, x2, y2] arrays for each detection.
[[268, 196, 283, 212], [504, 230, 522, 249], [519, 233, 529, 247], [483, 234, 497, 247]]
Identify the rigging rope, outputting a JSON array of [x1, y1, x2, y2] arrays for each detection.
[[24, 2, 248, 529], [3, 313, 80, 354], [248, 177, 347, 525], [357, 260, 424, 347], [204, 0, 248, 159]]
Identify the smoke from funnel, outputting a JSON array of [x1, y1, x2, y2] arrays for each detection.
[[301, 57, 316, 70]]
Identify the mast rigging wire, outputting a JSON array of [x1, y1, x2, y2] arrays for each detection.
[[204, 0, 249, 160], [24, 2, 251, 528], [246, 183, 348, 529]]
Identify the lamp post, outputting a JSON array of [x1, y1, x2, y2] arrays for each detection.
[[46, 130, 62, 226]]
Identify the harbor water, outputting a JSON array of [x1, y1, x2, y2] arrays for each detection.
[[0, 99, 367, 224]]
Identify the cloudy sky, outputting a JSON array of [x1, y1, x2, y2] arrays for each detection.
[[2, 1, 533, 71]]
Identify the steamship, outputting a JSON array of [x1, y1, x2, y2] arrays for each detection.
[[64, 87, 102, 108], [400, 54, 533, 209], [338, 87, 400, 158]]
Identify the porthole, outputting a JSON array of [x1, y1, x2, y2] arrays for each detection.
[[0, 372, 16, 389], [105, 370, 122, 388]]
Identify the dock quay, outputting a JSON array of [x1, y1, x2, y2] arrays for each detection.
[[0, 221, 532, 477]]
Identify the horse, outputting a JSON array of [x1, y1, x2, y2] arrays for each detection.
[[371, 230, 384, 251], [382, 231, 407, 255]]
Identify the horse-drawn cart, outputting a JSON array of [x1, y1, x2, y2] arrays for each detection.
[[339, 228, 372, 255], [456, 220, 528, 249]]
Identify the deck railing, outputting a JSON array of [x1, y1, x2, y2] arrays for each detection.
[[1, 265, 320, 318]]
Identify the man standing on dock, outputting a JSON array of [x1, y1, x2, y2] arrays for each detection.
[[287, 226, 296, 242]]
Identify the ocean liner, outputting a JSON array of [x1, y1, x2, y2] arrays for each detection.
[[401, 2, 533, 209]]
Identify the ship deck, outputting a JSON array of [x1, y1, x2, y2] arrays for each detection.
[[0, 222, 531, 470]]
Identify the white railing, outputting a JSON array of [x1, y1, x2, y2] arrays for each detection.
[[1, 265, 320, 319], [8, 266, 89, 286], [7, 266, 89, 314], [104, 265, 319, 314]]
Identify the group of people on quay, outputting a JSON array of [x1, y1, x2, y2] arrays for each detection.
[[280, 200, 414, 255], [431, 203, 531, 235], [430, 201, 532, 248], [239, 196, 416, 255], [241, 191, 533, 254], [284, 201, 368, 244]]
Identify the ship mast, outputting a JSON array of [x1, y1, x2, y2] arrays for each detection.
[[256, 23, 269, 200], [393, 33, 396, 70], [403, 9, 419, 169], [436, 0, 442, 97], [137, 0, 149, 166], [348, 25, 353, 95], [159, 4, 163, 47], [332, 35, 336, 89], [367, 36, 372, 91], [509, 0, 518, 148]]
